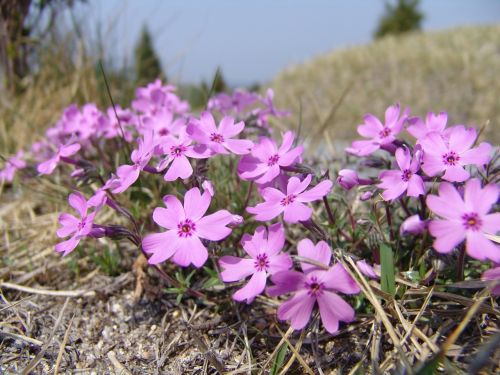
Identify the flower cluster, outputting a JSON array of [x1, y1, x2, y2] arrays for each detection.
[[343, 103, 499, 287], [3, 80, 364, 335], [5, 80, 498, 341]]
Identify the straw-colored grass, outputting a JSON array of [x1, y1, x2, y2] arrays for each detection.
[[271, 25, 500, 149]]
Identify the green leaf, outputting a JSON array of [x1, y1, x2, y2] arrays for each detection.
[[270, 343, 288, 375], [380, 244, 396, 296]]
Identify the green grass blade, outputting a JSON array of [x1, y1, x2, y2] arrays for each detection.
[[380, 244, 396, 296]]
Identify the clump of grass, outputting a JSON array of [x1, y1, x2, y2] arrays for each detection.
[[271, 25, 500, 150]]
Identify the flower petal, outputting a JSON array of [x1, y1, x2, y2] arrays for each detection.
[[184, 188, 211, 221], [395, 147, 411, 171], [219, 256, 256, 282], [196, 210, 233, 241], [55, 236, 80, 256], [266, 223, 285, 256], [426, 182, 465, 219], [68, 192, 88, 217], [464, 179, 499, 215], [224, 138, 253, 155], [164, 156, 193, 181], [247, 202, 283, 221], [143, 230, 180, 264], [283, 202, 312, 223], [268, 270, 306, 296], [298, 239, 331, 272], [465, 231, 500, 263], [428, 219, 464, 254], [317, 291, 355, 334], [460, 142, 492, 167], [268, 253, 293, 275], [278, 145, 304, 167], [233, 271, 267, 303], [296, 180, 333, 202], [277, 290, 316, 331], [152, 207, 179, 230], [322, 263, 360, 294]]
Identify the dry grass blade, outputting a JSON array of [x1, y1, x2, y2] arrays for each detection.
[[278, 329, 308, 375], [54, 314, 74, 375], [107, 351, 133, 375], [0, 295, 32, 312], [275, 326, 314, 375], [441, 288, 492, 355], [21, 297, 70, 375], [0, 281, 96, 298], [0, 330, 43, 347], [258, 326, 294, 374], [341, 255, 414, 370]]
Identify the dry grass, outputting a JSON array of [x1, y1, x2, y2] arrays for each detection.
[[271, 25, 500, 151]]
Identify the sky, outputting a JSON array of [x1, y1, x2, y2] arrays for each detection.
[[74, 0, 500, 86]]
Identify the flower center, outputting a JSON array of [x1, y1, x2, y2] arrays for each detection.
[[267, 154, 280, 166], [210, 133, 224, 143], [77, 219, 86, 231], [177, 219, 196, 237], [280, 194, 296, 206], [305, 276, 324, 297], [170, 145, 187, 157], [379, 127, 391, 138], [442, 151, 460, 166], [461, 212, 482, 231], [159, 128, 169, 136], [401, 169, 412, 182], [254, 253, 270, 271]]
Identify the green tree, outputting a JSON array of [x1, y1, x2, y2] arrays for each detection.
[[374, 0, 424, 39], [134, 26, 164, 85]]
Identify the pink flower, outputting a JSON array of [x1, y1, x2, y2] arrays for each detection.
[[157, 132, 211, 181], [268, 239, 360, 334], [481, 266, 500, 296], [132, 79, 189, 115], [406, 111, 449, 139], [142, 187, 236, 267], [187, 112, 254, 155], [252, 88, 291, 127], [0, 151, 26, 182], [207, 90, 259, 115], [400, 215, 427, 235], [219, 224, 292, 303], [238, 131, 303, 184], [346, 104, 409, 156], [426, 179, 500, 263], [55, 192, 96, 256], [377, 147, 425, 201], [420, 126, 492, 182], [37, 143, 81, 175], [141, 108, 184, 141], [112, 132, 156, 193], [247, 174, 333, 223], [103, 106, 136, 141]]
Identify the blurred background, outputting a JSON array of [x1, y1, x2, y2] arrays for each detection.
[[1, 0, 499, 152]]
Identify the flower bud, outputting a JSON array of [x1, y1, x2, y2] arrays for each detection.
[[481, 266, 500, 296], [356, 260, 379, 279], [360, 191, 373, 201], [400, 215, 427, 235], [337, 169, 359, 190], [202, 180, 215, 197]]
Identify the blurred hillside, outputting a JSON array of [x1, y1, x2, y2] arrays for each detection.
[[271, 25, 500, 148]]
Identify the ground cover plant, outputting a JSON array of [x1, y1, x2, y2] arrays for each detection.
[[0, 77, 499, 373]]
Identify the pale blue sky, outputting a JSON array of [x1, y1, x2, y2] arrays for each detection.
[[74, 0, 500, 85]]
